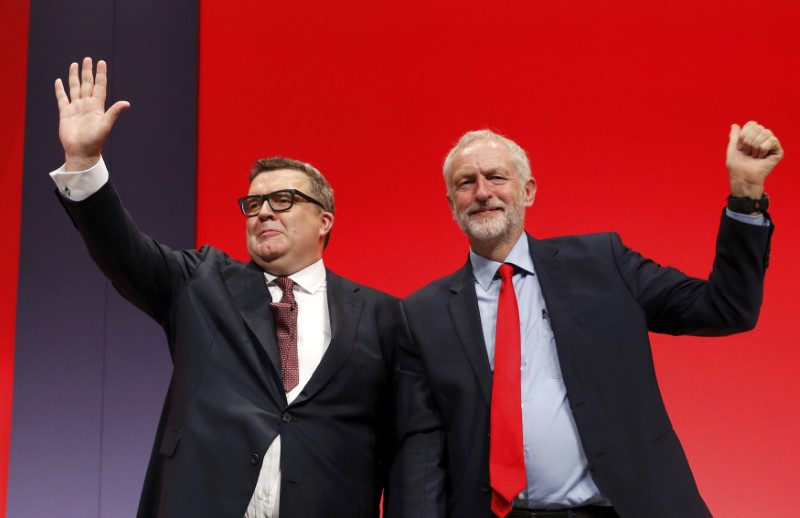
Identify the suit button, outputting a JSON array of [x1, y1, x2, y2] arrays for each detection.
[[251, 453, 260, 465], [282, 412, 293, 423], [481, 483, 491, 494]]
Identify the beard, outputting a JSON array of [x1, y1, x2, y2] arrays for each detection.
[[454, 195, 526, 242]]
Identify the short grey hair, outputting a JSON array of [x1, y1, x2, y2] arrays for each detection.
[[442, 129, 531, 192]]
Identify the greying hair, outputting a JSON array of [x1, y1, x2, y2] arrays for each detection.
[[249, 156, 335, 214], [442, 129, 531, 191]]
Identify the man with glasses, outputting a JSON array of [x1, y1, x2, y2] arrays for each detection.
[[50, 57, 399, 517], [391, 126, 781, 517]]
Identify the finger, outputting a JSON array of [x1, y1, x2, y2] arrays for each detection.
[[68, 61, 80, 103], [54, 78, 69, 110], [104, 100, 131, 127], [728, 124, 741, 154], [764, 135, 784, 160], [80, 57, 94, 98], [751, 129, 774, 159], [738, 121, 764, 156], [94, 60, 109, 104]]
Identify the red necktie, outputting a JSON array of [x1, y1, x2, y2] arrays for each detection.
[[270, 277, 300, 392], [490, 263, 526, 517]]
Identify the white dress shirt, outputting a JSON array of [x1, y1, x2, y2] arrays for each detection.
[[245, 261, 330, 518]]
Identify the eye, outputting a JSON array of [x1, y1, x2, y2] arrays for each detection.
[[274, 192, 293, 204], [455, 177, 474, 189], [246, 198, 262, 212]]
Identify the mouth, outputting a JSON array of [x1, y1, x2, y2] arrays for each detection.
[[468, 205, 504, 217], [257, 228, 282, 238]]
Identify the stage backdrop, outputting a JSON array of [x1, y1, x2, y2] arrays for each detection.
[[196, 1, 799, 516], [0, 0, 28, 514], [7, 0, 799, 516], [8, 1, 197, 517]]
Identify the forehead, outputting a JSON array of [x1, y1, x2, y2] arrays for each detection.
[[450, 139, 514, 177], [248, 169, 311, 194]]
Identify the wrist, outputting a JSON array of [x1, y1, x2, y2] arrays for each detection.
[[727, 193, 769, 215], [64, 154, 101, 172], [728, 178, 765, 199]]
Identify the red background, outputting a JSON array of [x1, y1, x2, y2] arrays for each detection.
[[2, 0, 798, 515], [0, 0, 29, 514], [197, 1, 799, 515]]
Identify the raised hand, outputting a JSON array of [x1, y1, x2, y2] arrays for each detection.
[[726, 121, 783, 198], [54, 57, 130, 171]]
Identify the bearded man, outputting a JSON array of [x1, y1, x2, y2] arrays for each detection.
[[390, 126, 781, 517]]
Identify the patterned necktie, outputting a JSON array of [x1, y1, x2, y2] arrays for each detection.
[[490, 263, 526, 517], [269, 277, 299, 392]]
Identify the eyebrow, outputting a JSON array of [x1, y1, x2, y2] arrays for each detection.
[[454, 166, 508, 177]]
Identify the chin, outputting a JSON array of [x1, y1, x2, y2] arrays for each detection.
[[464, 218, 507, 241]]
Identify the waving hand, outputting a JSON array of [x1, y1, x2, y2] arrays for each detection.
[[54, 57, 130, 171]]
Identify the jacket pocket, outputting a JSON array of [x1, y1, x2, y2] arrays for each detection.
[[159, 426, 182, 457]]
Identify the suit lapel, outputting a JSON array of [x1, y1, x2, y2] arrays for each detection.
[[448, 263, 493, 407], [528, 234, 575, 378], [222, 261, 285, 401], [291, 270, 364, 405]]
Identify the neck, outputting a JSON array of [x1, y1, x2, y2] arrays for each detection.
[[254, 254, 323, 277], [468, 229, 524, 263]]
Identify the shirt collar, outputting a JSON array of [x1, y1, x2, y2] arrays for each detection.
[[469, 233, 535, 291], [263, 259, 326, 294]]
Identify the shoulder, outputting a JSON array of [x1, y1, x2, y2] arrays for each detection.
[[531, 232, 632, 270], [173, 244, 251, 284], [403, 266, 469, 309], [538, 231, 622, 253], [326, 270, 399, 303]]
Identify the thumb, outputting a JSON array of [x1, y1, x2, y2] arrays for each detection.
[[105, 100, 131, 127], [726, 123, 742, 159]]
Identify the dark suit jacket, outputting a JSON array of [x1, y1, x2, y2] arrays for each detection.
[[390, 211, 772, 518], [59, 181, 399, 518]]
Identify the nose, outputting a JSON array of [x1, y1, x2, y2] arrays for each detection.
[[474, 175, 492, 201], [256, 199, 277, 219]]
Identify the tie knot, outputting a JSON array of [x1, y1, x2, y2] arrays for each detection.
[[273, 276, 294, 291], [498, 263, 514, 281], [273, 277, 296, 304]]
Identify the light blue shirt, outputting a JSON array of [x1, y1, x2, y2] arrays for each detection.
[[470, 211, 766, 509], [470, 237, 606, 509]]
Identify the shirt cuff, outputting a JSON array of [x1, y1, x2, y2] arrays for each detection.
[[725, 208, 769, 227], [49, 157, 109, 202]]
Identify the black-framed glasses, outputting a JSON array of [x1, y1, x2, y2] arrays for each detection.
[[238, 189, 325, 217]]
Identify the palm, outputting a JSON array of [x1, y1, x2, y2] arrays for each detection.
[[59, 94, 111, 157], [54, 58, 129, 167]]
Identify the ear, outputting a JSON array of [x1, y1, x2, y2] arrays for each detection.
[[523, 177, 537, 207], [319, 211, 334, 238]]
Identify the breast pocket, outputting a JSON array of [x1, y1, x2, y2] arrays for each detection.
[[353, 351, 388, 393], [159, 426, 183, 457], [535, 310, 562, 379]]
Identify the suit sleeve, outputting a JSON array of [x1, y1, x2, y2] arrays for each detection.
[[57, 180, 206, 332], [614, 209, 773, 336], [386, 304, 446, 518]]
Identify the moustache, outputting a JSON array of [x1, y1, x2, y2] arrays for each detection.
[[466, 201, 506, 215]]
